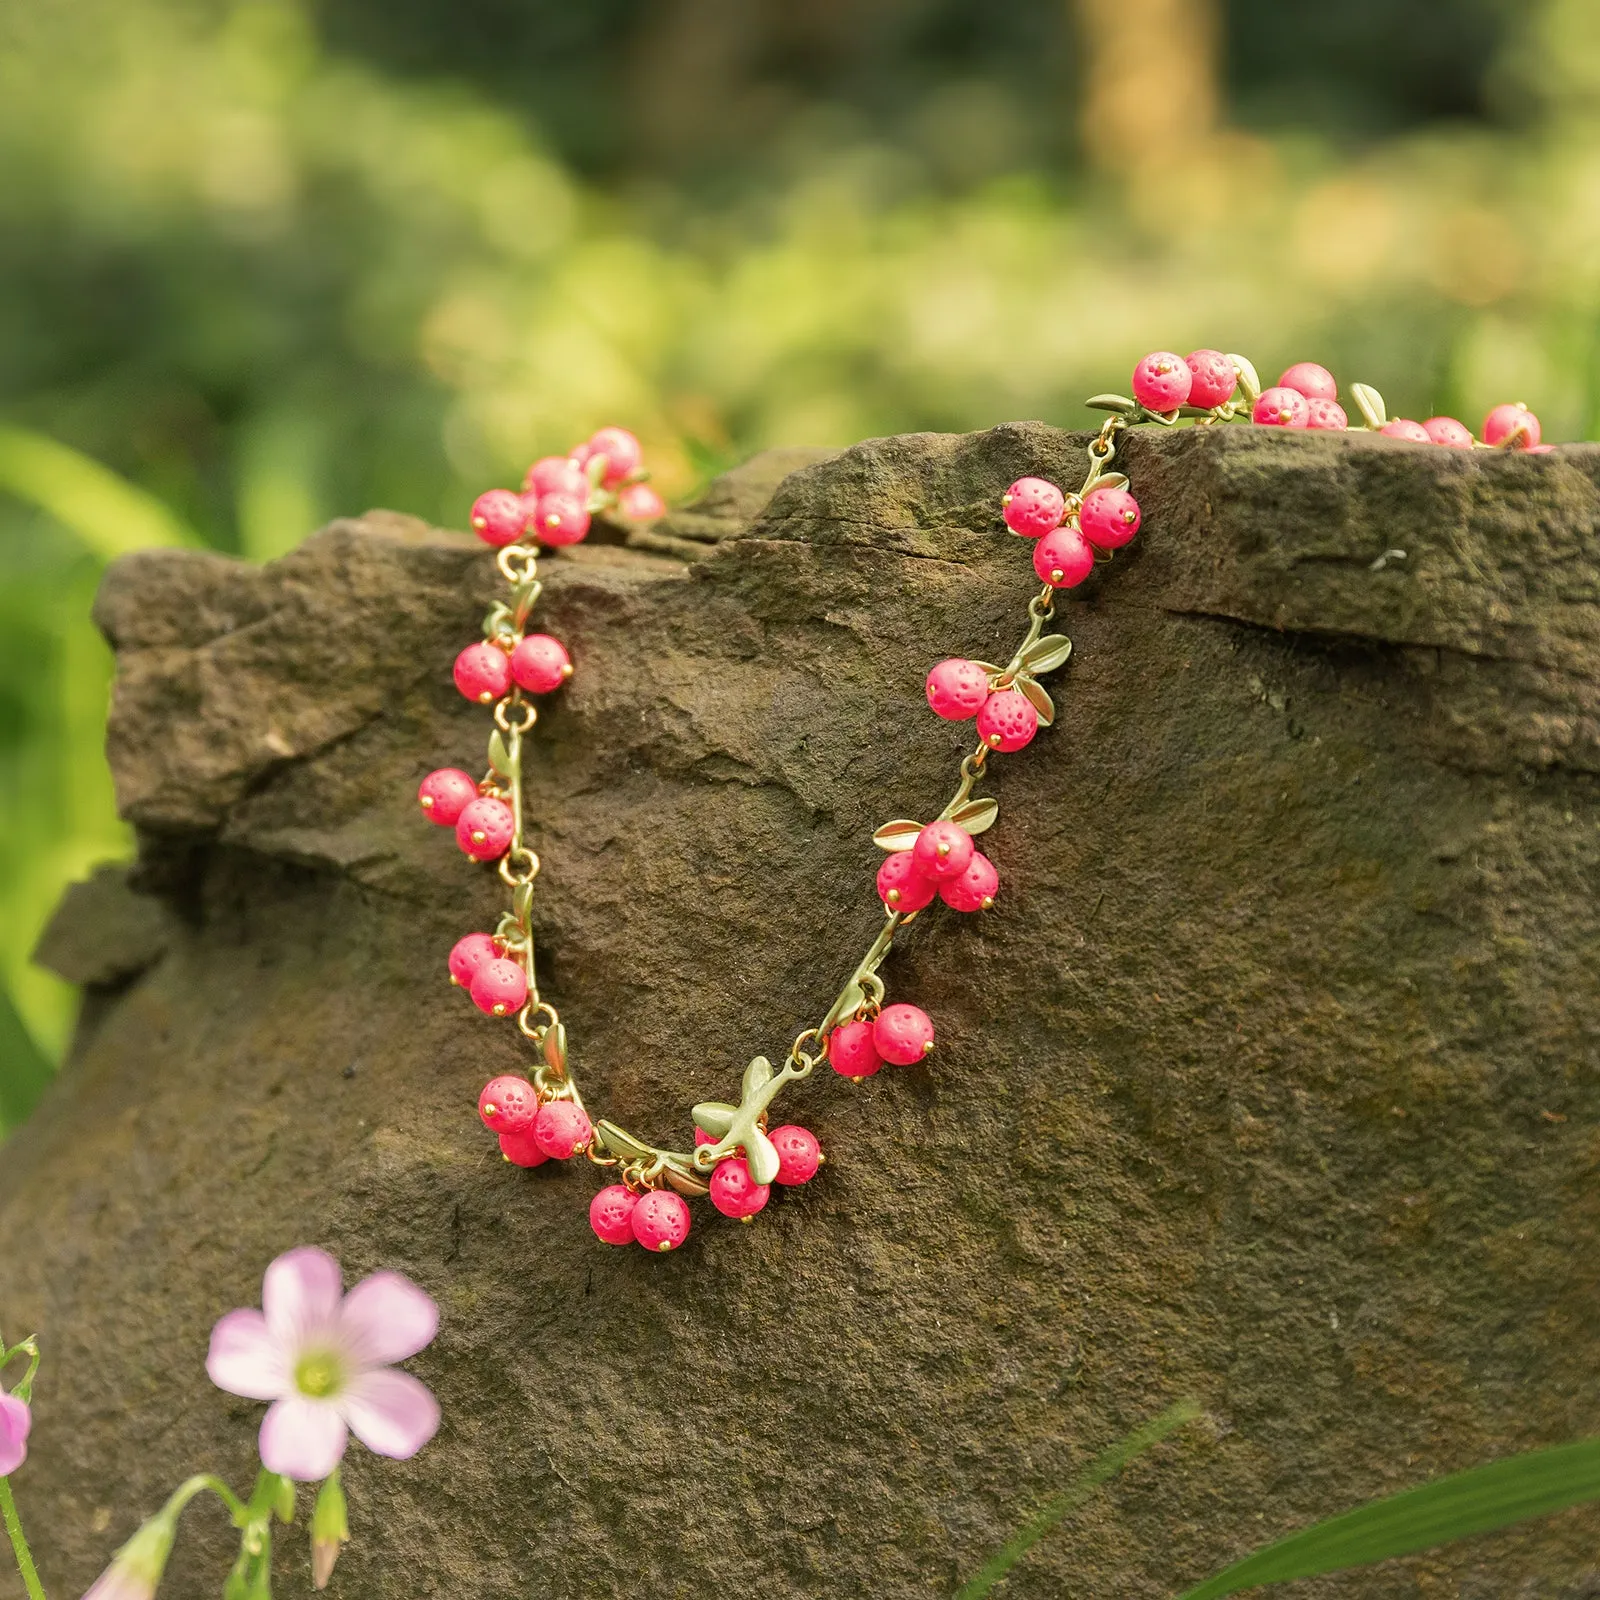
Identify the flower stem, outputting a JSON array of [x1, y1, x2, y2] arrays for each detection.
[[0, 1478, 48, 1600], [167, 1473, 250, 1526]]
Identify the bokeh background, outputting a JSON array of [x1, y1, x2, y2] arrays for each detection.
[[1, 0, 1596, 1129]]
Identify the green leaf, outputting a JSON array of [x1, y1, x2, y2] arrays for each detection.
[[1020, 634, 1072, 675], [1227, 354, 1261, 403], [1177, 1437, 1600, 1600], [0, 425, 202, 559], [956, 1401, 1201, 1599], [1350, 382, 1387, 431], [487, 729, 513, 777], [1084, 393, 1138, 415], [1017, 676, 1054, 725]]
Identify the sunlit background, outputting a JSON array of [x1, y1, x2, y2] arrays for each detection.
[[1, 0, 1595, 1128]]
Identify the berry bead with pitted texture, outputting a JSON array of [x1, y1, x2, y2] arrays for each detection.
[[588, 427, 643, 486], [525, 456, 589, 498], [1253, 387, 1310, 428], [618, 483, 666, 521], [1001, 477, 1065, 539], [632, 1190, 691, 1252], [828, 1019, 883, 1078], [454, 642, 512, 705], [877, 851, 938, 914], [419, 767, 478, 826], [1305, 399, 1348, 431], [710, 1156, 770, 1220], [1380, 419, 1431, 444], [874, 1003, 935, 1065], [1483, 402, 1540, 449], [1079, 487, 1140, 550], [913, 820, 973, 881], [499, 1130, 548, 1167], [589, 1184, 640, 1245], [456, 796, 515, 861], [770, 1125, 821, 1185], [470, 489, 528, 548], [1279, 362, 1338, 402], [977, 689, 1039, 752], [532, 492, 591, 546], [469, 957, 528, 1017], [940, 850, 998, 913], [1185, 350, 1237, 409], [1033, 523, 1095, 588], [925, 658, 990, 721], [1132, 351, 1192, 412], [511, 634, 572, 694], [533, 1099, 592, 1159], [448, 932, 499, 988], [478, 1075, 539, 1135], [1424, 416, 1474, 448]]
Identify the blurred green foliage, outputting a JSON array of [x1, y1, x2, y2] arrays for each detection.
[[2, 0, 1599, 1127]]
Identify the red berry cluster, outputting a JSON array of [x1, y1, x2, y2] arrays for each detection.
[[1125, 347, 1550, 452], [468, 425, 666, 550], [478, 1074, 592, 1167]]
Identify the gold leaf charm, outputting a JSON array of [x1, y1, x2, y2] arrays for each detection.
[[873, 819, 924, 851], [1018, 677, 1055, 725], [949, 796, 998, 836], [1020, 634, 1073, 675]]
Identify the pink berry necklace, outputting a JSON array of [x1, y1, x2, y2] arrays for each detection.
[[417, 356, 1552, 1254]]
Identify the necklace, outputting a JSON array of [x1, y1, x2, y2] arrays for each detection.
[[413, 355, 1548, 1253]]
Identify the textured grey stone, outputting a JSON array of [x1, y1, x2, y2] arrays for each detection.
[[4, 423, 1600, 1600]]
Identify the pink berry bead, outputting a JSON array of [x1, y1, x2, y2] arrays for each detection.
[[510, 634, 572, 694], [587, 427, 643, 486], [1305, 399, 1349, 431], [524, 455, 588, 498], [1424, 416, 1474, 448], [939, 850, 998, 913], [709, 1156, 770, 1220], [499, 1129, 548, 1168], [1483, 402, 1540, 449], [1033, 524, 1095, 588], [478, 1075, 539, 1136], [454, 641, 512, 705], [925, 658, 990, 721], [1253, 387, 1311, 428], [1079, 487, 1141, 551], [977, 689, 1039, 752], [470, 489, 528, 548], [874, 1003, 935, 1065], [1185, 349, 1238, 409], [1001, 477, 1065, 539], [1279, 362, 1338, 402], [769, 1125, 821, 1186], [469, 956, 528, 1018], [828, 1019, 883, 1079], [448, 932, 499, 988], [1380, 419, 1431, 444], [913, 820, 974, 881], [456, 796, 515, 861], [589, 1184, 640, 1245], [618, 483, 666, 521], [532, 492, 591, 546], [1131, 351, 1192, 412], [533, 1099, 592, 1159], [877, 851, 939, 914], [418, 767, 478, 826], [632, 1190, 691, 1252]]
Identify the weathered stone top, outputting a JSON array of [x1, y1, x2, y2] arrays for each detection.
[[6, 422, 1600, 1600]]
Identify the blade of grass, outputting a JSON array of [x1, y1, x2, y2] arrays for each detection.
[[0, 425, 201, 559], [956, 1400, 1203, 1600], [1178, 1436, 1600, 1600]]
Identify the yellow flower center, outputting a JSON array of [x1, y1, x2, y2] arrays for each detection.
[[294, 1352, 344, 1399]]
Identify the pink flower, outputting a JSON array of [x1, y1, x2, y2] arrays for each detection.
[[206, 1247, 439, 1482], [0, 1391, 29, 1476]]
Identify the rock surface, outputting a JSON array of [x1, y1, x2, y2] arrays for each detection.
[[5, 423, 1600, 1599]]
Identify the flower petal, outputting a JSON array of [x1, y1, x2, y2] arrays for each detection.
[[0, 1393, 30, 1477], [340, 1368, 439, 1461], [338, 1272, 439, 1368], [206, 1309, 287, 1401], [259, 1396, 348, 1482], [262, 1247, 344, 1350]]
